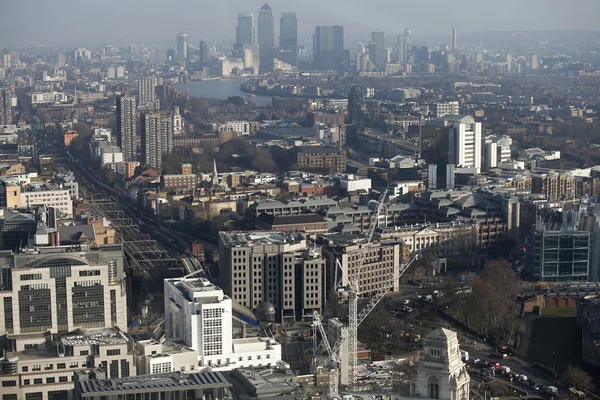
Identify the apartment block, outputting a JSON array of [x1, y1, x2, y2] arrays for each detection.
[[296, 146, 347, 173]]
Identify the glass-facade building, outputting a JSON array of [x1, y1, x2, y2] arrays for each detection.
[[0, 245, 127, 335], [534, 230, 591, 282]]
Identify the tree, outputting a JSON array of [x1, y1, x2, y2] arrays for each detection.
[[73, 122, 91, 139], [251, 147, 277, 173], [225, 96, 245, 107], [563, 365, 595, 392], [358, 308, 406, 359]]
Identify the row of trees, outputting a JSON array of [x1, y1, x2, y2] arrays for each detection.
[[446, 259, 522, 346]]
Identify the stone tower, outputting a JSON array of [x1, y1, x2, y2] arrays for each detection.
[[412, 328, 470, 400]]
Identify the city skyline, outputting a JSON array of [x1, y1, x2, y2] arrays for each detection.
[[1, 0, 600, 45]]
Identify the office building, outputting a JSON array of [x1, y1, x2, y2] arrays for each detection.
[[116, 95, 137, 162], [236, 13, 254, 45], [138, 76, 157, 107], [279, 12, 297, 52], [374, 222, 475, 258], [176, 32, 188, 61], [0, 87, 12, 126], [347, 85, 366, 124], [164, 276, 282, 368], [320, 234, 402, 295], [20, 184, 73, 217], [313, 25, 345, 69], [258, 3, 275, 71], [403, 28, 411, 64], [0, 326, 136, 400], [530, 53, 539, 70], [534, 204, 599, 282], [433, 101, 460, 118], [447, 115, 482, 173], [141, 112, 174, 170], [199, 41, 208, 66], [452, 27, 457, 50], [371, 30, 385, 70], [0, 244, 127, 335], [396, 35, 404, 64], [218, 231, 326, 323]]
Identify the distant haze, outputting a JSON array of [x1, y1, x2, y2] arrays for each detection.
[[2, 0, 599, 46]]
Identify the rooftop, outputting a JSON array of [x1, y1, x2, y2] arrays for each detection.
[[219, 231, 307, 247], [61, 327, 132, 347], [78, 371, 231, 394]]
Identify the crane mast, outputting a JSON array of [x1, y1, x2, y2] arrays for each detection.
[[313, 190, 420, 399], [347, 189, 387, 385]]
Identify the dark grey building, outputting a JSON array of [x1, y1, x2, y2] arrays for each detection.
[[313, 25, 346, 69], [236, 13, 254, 45], [347, 85, 366, 124], [116, 94, 137, 162], [199, 41, 208, 67], [279, 12, 297, 52], [371, 30, 385, 70], [258, 3, 274, 72]]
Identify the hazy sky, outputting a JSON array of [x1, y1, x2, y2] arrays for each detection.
[[2, 0, 599, 46]]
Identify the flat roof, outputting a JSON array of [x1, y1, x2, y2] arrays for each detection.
[[78, 371, 231, 395]]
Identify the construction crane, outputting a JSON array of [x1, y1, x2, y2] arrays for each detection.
[[313, 190, 420, 398], [347, 189, 388, 385]]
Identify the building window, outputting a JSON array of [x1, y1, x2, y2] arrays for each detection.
[[33, 379, 43, 385], [1, 380, 16, 387], [59, 376, 68, 383]]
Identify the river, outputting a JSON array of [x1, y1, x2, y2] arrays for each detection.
[[172, 79, 272, 106]]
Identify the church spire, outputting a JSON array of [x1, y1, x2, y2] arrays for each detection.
[[212, 159, 218, 185]]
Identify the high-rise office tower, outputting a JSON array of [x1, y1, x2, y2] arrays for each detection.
[[313, 25, 345, 68], [403, 28, 411, 64], [396, 35, 404, 64], [199, 41, 208, 67], [505, 53, 513, 72], [176, 32, 188, 61], [141, 112, 173, 170], [258, 3, 275, 71], [530, 53, 539, 70], [371, 30, 385, 69], [0, 87, 12, 126], [279, 12, 297, 52], [116, 95, 137, 162], [57, 53, 66, 67], [236, 13, 254, 45], [447, 115, 482, 173], [347, 85, 366, 124], [138, 77, 157, 107], [452, 27, 457, 50]]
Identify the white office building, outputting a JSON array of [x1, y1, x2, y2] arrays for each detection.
[[21, 187, 73, 217], [164, 277, 282, 371], [31, 92, 68, 104], [447, 115, 482, 173], [433, 101, 460, 118]]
